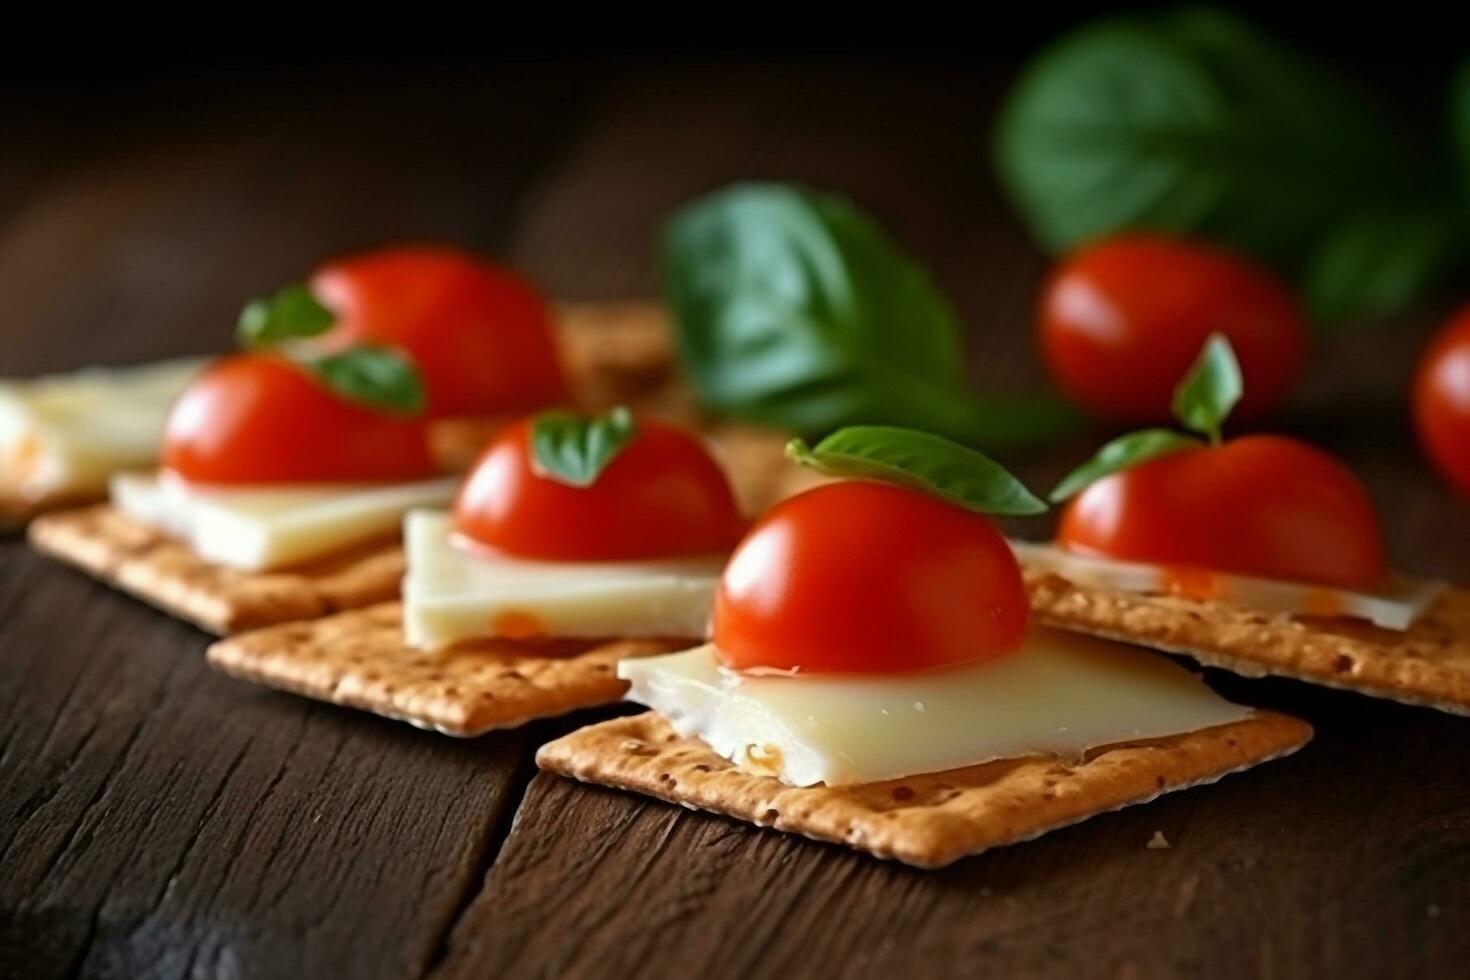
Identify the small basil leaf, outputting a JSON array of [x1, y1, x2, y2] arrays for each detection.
[[1049, 428, 1202, 502], [237, 283, 336, 348], [1304, 204, 1466, 325], [1172, 333, 1241, 443], [302, 345, 425, 416], [530, 407, 637, 488], [662, 182, 1072, 451], [785, 425, 1047, 517]]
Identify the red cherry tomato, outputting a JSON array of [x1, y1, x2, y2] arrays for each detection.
[[1040, 236, 1308, 422], [1057, 435, 1386, 590], [163, 354, 438, 485], [454, 417, 744, 561], [1413, 304, 1470, 500], [712, 481, 1028, 674], [311, 246, 566, 418]]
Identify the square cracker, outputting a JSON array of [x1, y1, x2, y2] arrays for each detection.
[[206, 601, 685, 735], [28, 504, 405, 634], [536, 710, 1312, 868], [1026, 571, 1470, 716]]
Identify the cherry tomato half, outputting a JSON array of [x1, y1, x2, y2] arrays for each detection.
[[453, 417, 744, 561], [163, 354, 438, 485], [713, 481, 1029, 674], [312, 246, 566, 418], [1413, 304, 1470, 500], [1040, 236, 1308, 422], [1057, 435, 1386, 590]]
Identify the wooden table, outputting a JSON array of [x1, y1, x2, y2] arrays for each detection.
[[2, 60, 1467, 980]]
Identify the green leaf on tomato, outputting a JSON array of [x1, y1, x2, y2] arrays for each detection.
[[302, 345, 425, 417], [237, 283, 336, 348], [1049, 428, 1201, 502], [1172, 333, 1241, 443], [661, 182, 1078, 451], [785, 425, 1047, 516], [530, 406, 637, 488]]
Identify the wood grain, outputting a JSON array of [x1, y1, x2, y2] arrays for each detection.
[[3, 58, 1470, 980]]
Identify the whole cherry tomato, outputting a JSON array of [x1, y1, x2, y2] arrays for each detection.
[[312, 246, 566, 418], [1040, 236, 1308, 422], [1057, 435, 1386, 590], [164, 355, 437, 485], [454, 416, 744, 561], [1413, 304, 1470, 500], [713, 481, 1028, 674]]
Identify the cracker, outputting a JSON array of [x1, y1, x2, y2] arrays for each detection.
[[207, 602, 684, 735], [536, 710, 1312, 868], [28, 505, 404, 634], [1026, 571, 1470, 716]]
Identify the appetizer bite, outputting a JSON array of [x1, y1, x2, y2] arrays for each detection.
[[32, 339, 457, 633], [208, 408, 747, 735], [537, 427, 1311, 867], [1023, 335, 1470, 714], [0, 358, 203, 526]]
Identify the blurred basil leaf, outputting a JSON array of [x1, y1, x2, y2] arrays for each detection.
[[786, 426, 1047, 516], [238, 283, 335, 347], [530, 406, 636, 487], [1304, 206, 1466, 325], [304, 345, 425, 416], [662, 183, 1077, 451]]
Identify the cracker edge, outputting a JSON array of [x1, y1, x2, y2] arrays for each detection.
[[1027, 575, 1470, 717], [205, 604, 688, 736], [536, 711, 1313, 869]]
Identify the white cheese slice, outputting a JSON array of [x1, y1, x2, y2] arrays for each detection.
[[111, 472, 458, 571], [0, 358, 204, 502], [620, 628, 1255, 787], [1012, 540, 1443, 632], [402, 510, 724, 650]]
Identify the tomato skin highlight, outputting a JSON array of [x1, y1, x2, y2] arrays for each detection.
[[1057, 435, 1387, 590], [163, 354, 438, 485], [1039, 236, 1308, 422], [453, 417, 745, 561], [311, 246, 566, 418], [1414, 304, 1470, 501], [713, 481, 1029, 675]]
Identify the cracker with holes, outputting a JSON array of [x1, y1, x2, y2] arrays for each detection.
[[207, 602, 684, 735], [539, 425, 1312, 865], [1026, 333, 1470, 714]]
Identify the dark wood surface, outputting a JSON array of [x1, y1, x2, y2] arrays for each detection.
[[2, 61, 1468, 980]]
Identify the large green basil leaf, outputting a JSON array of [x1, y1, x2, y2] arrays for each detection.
[[662, 183, 1076, 450]]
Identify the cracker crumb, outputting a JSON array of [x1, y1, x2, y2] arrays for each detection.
[[1147, 831, 1171, 850]]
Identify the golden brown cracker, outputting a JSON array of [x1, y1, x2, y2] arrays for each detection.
[[207, 602, 686, 735], [28, 505, 404, 634], [536, 710, 1312, 868], [1026, 571, 1470, 716]]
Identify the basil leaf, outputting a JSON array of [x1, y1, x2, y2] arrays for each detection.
[[785, 426, 1046, 516], [1303, 206, 1466, 325], [994, 8, 1432, 292], [1049, 428, 1202, 502], [662, 182, 1077, 450], [1171, 333, 1241, 443], [302, 345, 425, 416], [530, 407, 637, 488], [238, 283, 335, 347]]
